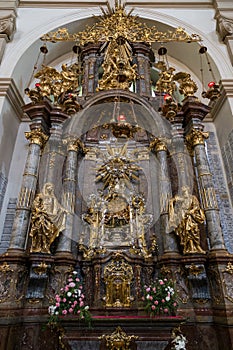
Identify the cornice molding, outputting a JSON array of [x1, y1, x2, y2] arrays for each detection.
[[18, 1, 106, 8], [0, 78, 27, 121], [18, 0, 212, 9]]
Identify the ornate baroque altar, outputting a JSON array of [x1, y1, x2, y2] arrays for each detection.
[[0, 2, 233, 350]]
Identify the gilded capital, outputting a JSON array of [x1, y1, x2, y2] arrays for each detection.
[[185, 129, 209, 149], [149, 138, 167, 153], [25, 128, 49, 148], [65, 138, 86, 154]]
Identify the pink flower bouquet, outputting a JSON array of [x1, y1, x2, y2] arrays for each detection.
[[143, 277, 178, 316], [48, 270, 91, 326]]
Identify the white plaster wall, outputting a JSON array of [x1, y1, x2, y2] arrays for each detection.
[[0, 97, 20, 176], [0, 122, 29, 239]]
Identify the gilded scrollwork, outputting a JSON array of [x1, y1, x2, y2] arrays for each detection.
[[99, 326, 138, 350], [155, 66, 176, 96], [187, 264, 204, 277], [41, 3, 201, 45], [0, 261, 13, 273]]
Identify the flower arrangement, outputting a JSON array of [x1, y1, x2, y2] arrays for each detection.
[[48, 270, 91, 326], [143, 277, 178, 316]]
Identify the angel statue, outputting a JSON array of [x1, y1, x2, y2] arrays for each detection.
[[29, 183, 67, 254], [168, 186, 205, 254]]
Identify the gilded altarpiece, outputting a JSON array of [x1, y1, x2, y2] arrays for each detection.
[[0, 2, 232, 349]]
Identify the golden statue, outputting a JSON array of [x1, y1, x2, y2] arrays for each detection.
[[82, 205, 101, 248], [97, 39, 137, 91], [29, 183, 67, 254], [168, 187, 205, 254]]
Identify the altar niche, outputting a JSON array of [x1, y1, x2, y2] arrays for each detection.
[[103, 255, 134, 308], [78, 133, 157, 260]]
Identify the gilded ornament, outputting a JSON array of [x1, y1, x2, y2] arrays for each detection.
[[100, 326, 138, 350], [155, 66, 176, 96], [185, 128, 209, 149], [95, 144, 141, 190], [173, 72, 198, 97], [81, 144, 152, 256], [160, 265, 172, 275], [202, 187, 218, 210], [33, 262, 48, 275], [161, 95, 179, 121], [41, 3, 201, 45], [25, 128, 49, 148], [39, 1, 201, 94], [25, 63, 82, 114], [103, 256, 134, 307], [97, 39, 137, 91], [224, 262, 233, 275], [65, 138, 86, 153], [149, 137, 167, 153], [187, 264, 204, 276], [168, 186, 206, 254], [0, 262, 13, 273]]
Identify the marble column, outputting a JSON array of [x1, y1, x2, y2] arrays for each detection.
[[40, 108, 68, 187], [81, 43, 100, 96], [9, 128, 48, 251], [170, 112, 193, 190], [132, 42, 154, 97], [186, 128, 226, 250], [56, 138, 84, 254], [150, 137, 178, 253]]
